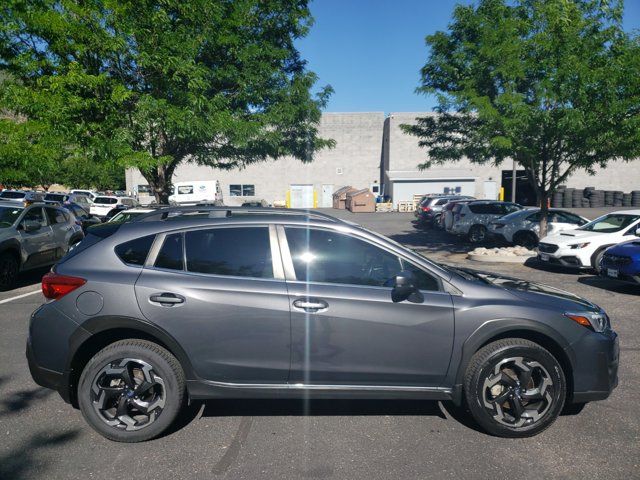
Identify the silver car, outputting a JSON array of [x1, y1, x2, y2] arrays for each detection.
[[449, 201, 523, 243], [488, 208, 589, 249], [0, 203, 84, 289]]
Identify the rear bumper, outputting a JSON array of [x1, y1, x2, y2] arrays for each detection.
[[26, 336, 71, 402], [569, 330, 619, 403]]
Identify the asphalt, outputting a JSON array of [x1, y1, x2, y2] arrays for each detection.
[[0, 211, 638, 480]]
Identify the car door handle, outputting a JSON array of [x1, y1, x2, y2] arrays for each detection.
[[293, 298, 328, 313], [149, 293, 185, 306]]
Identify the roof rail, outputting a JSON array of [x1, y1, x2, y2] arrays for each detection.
[[132, 206, 343, 223]]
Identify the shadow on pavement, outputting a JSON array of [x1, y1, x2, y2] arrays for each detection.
[[577, 275, 640, 295], [0, 387, 53, 417], [0, 266, 50, 293], [523, 257, 584, 275], [0, 429, 80, 480]]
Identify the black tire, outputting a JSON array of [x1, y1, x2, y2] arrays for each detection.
[[78, 339, 185, 442], [0, 251, 19, 291], [513, 231, 538, 250], [591, 248, 608, 273], [468, 225, 487, 244], [463, 338, 566, 438]]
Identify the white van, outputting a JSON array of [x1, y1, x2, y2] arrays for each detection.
[[135, 184, 156, 206], [169, 180, 223, 205]]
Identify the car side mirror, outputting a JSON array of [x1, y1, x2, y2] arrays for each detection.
[[22, 219, 41, 232], [391, 270, 424, 303]]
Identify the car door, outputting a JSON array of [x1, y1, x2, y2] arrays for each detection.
[[18, 207, 55, 268], [45, 207, 73, 259], [280, 225, 455, 387], [134, 224, 291, 384]]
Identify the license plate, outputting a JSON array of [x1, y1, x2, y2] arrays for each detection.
[[607, 268, 619, 278], [539, 253, 549, 261]]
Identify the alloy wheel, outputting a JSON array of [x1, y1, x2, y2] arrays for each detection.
[[91, 358, 166, 431], [482, 356, 554, 428]]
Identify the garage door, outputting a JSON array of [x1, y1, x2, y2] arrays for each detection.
[[392, 179, 475, 207], [290, 184, 314, 208]]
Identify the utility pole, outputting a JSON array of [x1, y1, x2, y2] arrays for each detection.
[[511, 159, 517, 203]]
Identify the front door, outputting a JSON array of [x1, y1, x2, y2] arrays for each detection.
[[19, 207, 55, 268], [281, 226, 455, 387], [134, 225, 291, 384]]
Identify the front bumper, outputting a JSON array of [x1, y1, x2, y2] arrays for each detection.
[[569, 330, 619, 403], [599, 263, 640, 285]]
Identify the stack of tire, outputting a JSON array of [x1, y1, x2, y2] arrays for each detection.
[[551, 188, 565, 208], [633, 191, 640, 208], [586, 188, 605, 208], [562, 188, 574, 208]]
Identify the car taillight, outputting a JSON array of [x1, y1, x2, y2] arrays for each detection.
[[421, 206, 431, 212], [41, 272, 86, 300]]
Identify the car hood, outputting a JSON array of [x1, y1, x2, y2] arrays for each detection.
[[606, 240, 640, 258], [540, 229, 604, 244], [459, 268, 600, 312]]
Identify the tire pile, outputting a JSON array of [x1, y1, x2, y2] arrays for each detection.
[[552, 187, 640, 208]]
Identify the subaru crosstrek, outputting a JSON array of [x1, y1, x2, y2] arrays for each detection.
[[27, 207, 619, 442], [600, 239, 640, 285]]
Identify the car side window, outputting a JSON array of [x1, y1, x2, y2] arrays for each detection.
[[22, 207, 47, 227], [185, 227, 273, 278], [45, 207, 66, 224], [399, 260, 440, 291], [155, 233, 184, 271], [115, 235, 155, 266]]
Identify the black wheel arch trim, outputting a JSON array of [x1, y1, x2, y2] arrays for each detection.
[[0, 239, 22, 263], [63, 315, 197, 406], [448, 318, 575, 405]]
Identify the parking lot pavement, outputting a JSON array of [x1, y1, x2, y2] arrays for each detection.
[[1, 211, 639, 480]]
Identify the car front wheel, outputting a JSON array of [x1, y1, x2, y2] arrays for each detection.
[[468, 225, 487, 243], [464, 338, 566, 438], [78, 339, 185, 442], [0, 252, 19, 291]]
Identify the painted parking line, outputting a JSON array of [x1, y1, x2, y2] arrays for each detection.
[[0, 289, 41, 305]]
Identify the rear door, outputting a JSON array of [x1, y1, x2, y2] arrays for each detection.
[[281, 226, 455, 387], [45, 207, 73, 259], [134, 224, 291, 384], [18, 207, 55, 268]]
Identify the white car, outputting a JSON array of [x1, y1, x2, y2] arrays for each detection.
[[488, 208, 589, 249], [537, 210, 640, 270], [70, 189, 98, 200], [90, 196, 138, 219], [169, 180, 223, 205], [107, 207, 158, 223], [449, 200, 522, 243]]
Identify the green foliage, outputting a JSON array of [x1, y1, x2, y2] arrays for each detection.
[[403, 0, 640, 224], [0, 0, 332, 201]]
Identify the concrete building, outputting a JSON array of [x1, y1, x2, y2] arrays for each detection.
[[126, 111, 640, 208]]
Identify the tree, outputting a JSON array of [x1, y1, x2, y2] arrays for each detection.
[[0, 0, 333, 203], [403, 0, 640, 237]]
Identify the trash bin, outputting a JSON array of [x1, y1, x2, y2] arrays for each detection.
[[346, 189, 376, 213], [332, 186, 357, 209]]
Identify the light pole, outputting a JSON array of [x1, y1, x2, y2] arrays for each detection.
[[511, 159, 517, 203]]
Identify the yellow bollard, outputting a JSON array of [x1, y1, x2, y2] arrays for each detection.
[[499, 187, 505, 201], [285, 190, 290, 208]]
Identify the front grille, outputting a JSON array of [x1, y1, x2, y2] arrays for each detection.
[[538, 243, 559, 253], [602, 254, 632, 267]]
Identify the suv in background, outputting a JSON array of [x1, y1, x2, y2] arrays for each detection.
[[28, 207, 617, 442], [0, 190, 45, 205], [90, 196, 139, 219], [415, 195, 474, 228], [444, 199, 474, 232], [449, 201, 522, 243], [64, 203, 103, 232], [44, 192, 93, 210], [70, 189, 98, 201], [0, 203, 83, 289]]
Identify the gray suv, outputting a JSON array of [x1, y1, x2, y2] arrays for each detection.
[[27, 207, 618, 442], [0, 203, 84, 289]]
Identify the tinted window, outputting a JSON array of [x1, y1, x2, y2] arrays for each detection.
[[0, 191, 26, 199], [400, 260, 440, 291], [501, 203, 521, 214], [45, 207, 67, 224], [468, 203, 491, 214], [115, 235, 155, 266], [177, 185, 193, 195], [155, 233, 184, 270], [555, 212, 585, 224], [185, 227, 273, 278], [22, 207, 47, 227], [70, 204, 88, 217], [44, 193, 67, 203], [0, 206, 23, 228], [94, 197, 118, 204]]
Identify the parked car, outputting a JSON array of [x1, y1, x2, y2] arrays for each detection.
[[90, 196, 139, 219], [44, 192, 93, 210], [599, 239, 640, 285], [0, 203, 83, 289], [0, 190, 45, 205], [489, 209, 589, 249], [449, 201, 523, 243], [70, 189, 98, 200], [64, 203, 102, 232], [443, 199, 474, 232], [415, 195, 474, 228], [538, 210, 640, 271], [28, 207, 617, 442]]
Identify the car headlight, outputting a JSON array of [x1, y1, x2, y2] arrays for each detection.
[[565, 311, 610, 332], [568, 242, 590, 249]]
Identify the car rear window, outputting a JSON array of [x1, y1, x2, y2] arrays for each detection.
[[44, 193, 67, 203], [0, 191, 26, 199], [115, 235, 155, 266], [94, 197, 118, 204]]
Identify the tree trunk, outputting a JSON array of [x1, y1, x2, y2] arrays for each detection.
[[539, 190, 550, 239], [141, 160, 178, 205]]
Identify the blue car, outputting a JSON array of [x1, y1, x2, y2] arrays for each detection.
[[600, 240, 640, 285]]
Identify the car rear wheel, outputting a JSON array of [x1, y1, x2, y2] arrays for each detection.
[[0, 252, 19, 291], [513, 231, 538, 250], [78, 339, 185, 442], [463, 338, 566, 438], [468, 225, 487, 243]]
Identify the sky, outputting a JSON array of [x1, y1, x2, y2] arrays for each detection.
[[296, 0, 640, 114]]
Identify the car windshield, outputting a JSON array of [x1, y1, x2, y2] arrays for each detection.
[[577, 214, 640, 233], [499, 210, 531, 222], [0, 206, 23, 227], [109, 211, 148, 223], [0, 191, 25, 199], [94, 197, 118, 204]]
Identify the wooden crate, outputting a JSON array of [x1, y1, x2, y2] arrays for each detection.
[[375, 202, 393, 212]]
